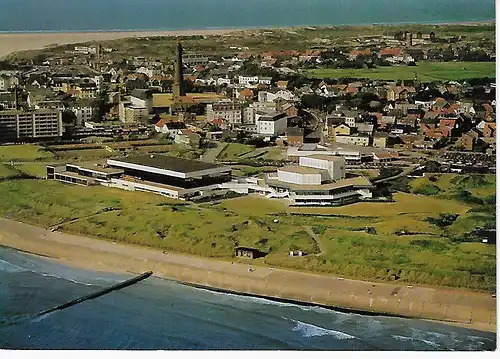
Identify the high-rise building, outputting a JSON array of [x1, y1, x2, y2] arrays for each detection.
[[0, 109, 63, 142]]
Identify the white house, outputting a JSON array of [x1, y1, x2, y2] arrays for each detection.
[[217, 77, 232, 86], [256, 112, 288, 136], [239, 75, 259, 87]]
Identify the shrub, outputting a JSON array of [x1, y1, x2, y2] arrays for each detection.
[[414, 183, 440, 196], [425, 213, 459, 228], [453, 190, 484, 205]]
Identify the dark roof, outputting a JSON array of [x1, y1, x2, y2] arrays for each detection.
[[109, 155, 225, 173], [165, 121, 187, 130], [260, 112, 287, 122], [286, 127, 304, 136], [131, 89, 152, 100]]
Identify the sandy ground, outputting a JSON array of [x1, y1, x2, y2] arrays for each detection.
[[0, 217, 496, 333], [0, 29, 242, 58]]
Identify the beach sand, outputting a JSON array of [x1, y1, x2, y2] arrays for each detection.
[[0, 217, 496, 333], [0, 29, 243, 59]]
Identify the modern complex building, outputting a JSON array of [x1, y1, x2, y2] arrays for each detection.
[[0, 109, 63, 142], [47, 155, 232, 200], [263, 155, 373, 205]]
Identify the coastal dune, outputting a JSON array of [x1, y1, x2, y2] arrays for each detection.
[[0, 217, 495, 333], [0, 29, 240, 59]]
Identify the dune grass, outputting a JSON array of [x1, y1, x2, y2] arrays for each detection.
[[0, 177, 495, 291]]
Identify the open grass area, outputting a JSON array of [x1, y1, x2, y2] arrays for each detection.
[[217, 143, 255, 160], [305, 62, 496, 81], [231, 165, 277, 177], [292, 192, 470, 217], [0, 177, 495, 291], [0, 164, 21, 179], [13, 163, 50, 178], [0, 144, 54, 162]]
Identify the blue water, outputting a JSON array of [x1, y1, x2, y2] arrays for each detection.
[[0, 247, 496, 350], [0, 0, 495, 32]]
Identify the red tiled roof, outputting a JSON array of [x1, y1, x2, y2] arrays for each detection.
[[239, 88, 253, 97], [350, 48, 372, 57], [379, 48, 403, 56]]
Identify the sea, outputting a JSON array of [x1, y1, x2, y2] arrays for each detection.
[[0, 0, 495, 33], [0, 246, 496, 350]]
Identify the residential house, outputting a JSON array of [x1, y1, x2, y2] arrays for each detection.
[[334, 134, 370, 147], [373, 133, 389, 148], [483, 122, 496, 138], [154, 120, 187, 137], [355, 123, 374, 136], [238, 88, 254, 101], [281, 103, 299, 117], [174, 130, 201, 148], [277, 80, 288, 89], [455, 130, 480, 151], [238, 75, 259, 87], [0, 74, 19, 91], [372, 151, 400, 163], [285, 127, 304, 146], [333, 124, 351, 136]]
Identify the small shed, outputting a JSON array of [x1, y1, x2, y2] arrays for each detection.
[[234, 247, 265, 259]]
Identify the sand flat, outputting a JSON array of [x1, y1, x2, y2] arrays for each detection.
[[0, 28, 242, 58]]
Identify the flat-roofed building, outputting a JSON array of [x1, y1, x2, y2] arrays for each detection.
[[299, 155, 346, 181], [48, 155, 233, 200], [262, 155, 373, 206], [0, 109, 63, 142]]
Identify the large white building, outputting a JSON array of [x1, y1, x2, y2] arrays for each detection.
[[264, 155, 373, 206], [256, 112, 288, 136]]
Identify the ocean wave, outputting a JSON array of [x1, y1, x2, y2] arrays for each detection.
[[194, 286, 354, 316], [36, 272, 98, 287], [391, 334, 441, 348], [284, 317, 356, 339], [0, 259, 28, 273]]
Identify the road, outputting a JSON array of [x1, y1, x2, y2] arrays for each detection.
[[372, 164, 420, 184]]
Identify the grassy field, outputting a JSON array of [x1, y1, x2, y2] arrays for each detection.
[[305, 62, 496, 81], [0, 144, 54, 162], [217, 143, 255, 160], [0, 177, 495, 291], [0, 164, 21, 179]]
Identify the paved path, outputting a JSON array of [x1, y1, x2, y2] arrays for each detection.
[[372, 164, 419, 184], [303, 225, 326, 256]]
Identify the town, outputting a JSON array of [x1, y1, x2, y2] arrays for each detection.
[[0, 24, 496, 296]]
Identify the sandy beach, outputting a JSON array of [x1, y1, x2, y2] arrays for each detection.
[[0, 28, 243, 59], [0, 217, 495, 333]]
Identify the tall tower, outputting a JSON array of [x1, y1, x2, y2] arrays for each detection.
[[173, 41, 186, 99]]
